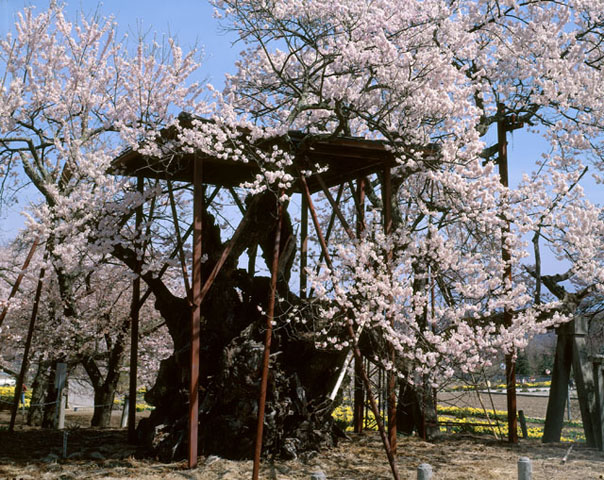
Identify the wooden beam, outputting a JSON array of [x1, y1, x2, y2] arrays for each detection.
[[572, 317, 598, 447], [354, 177, 366, 434], [383, 168, 397, 454], [497, 105, 518, 444], [0, 238, 40, 329], [167, 181, 192, 301], [252, 193, 283, 480], [300, 193, 308, 299], [188, 159, 203, 468], [316, 175, 355, 240], [128, 176, 144, 442], [9, 252, 47, 432], [298, 174, 333, 269]]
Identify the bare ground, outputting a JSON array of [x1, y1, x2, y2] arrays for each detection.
[[439, 390, 583, 420], [1, 406, 603, 479]]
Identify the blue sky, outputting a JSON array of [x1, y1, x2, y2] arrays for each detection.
[[0, 0, 239, 241]]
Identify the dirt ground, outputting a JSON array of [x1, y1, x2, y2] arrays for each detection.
[[1, 406, 603, 480]]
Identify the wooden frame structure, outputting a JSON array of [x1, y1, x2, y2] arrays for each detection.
[[113, 127, 402, 478], [543, 318, 602, 447]]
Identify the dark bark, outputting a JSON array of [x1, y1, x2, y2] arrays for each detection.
[[81, 315, 130, 427], [41, 362, 59, 428], [396, 380, 439, 440], [27, 360, 50, 426]]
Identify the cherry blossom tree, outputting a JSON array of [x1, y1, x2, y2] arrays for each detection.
[[0, 236, 171, 426], [2, 0, 604, 469], [0, 3, 204, 426], [208, 0, 604, 450]]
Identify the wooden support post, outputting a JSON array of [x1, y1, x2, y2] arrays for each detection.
[[248, 244, 257, 279], [572, 317, 598, 447], [167, 181, 192, 301], [497, 106, 518, 443], [347, 323, 400, 480], [228, 186, 246, 215], [592, 355, 604, 450], [300, 174, 398, 479], [0, 237, 40, 330], [9, 253, 46, 432], [188, 159, 203, 469], [299, 175, 332, 267], [300, 193, 308, 299], [543, 322, 573, 442], [198, 195, 263, 305], [252, 193, 283, 480], [308, 184, 345, 298], [518, 410, 528, 439], [383, 167, 397, 454], [354, 177, 365, 433], [128, 176, 143, 443], [316, 175, 355, 239]]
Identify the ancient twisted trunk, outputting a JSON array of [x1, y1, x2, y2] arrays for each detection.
[[114, 191, 344, 460]]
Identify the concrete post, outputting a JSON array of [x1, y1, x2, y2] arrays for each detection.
[[518, 457, 532, 480], [417, 463, 433, 480], [121, 395, 129, 428], [57, 391, 66, 429]]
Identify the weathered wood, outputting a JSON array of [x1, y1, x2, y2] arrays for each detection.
[[300, 193, 308, 299], [354, 177, 365, 434], [299, 174, 332, 268], [128, 175, 143, 443], [188, 159, 203, 468], [167, 180, 192, 300], [497, 106, 518, 444], [347, 322, 400, 480], [252, 194, 283, 480], [573, 317, 598, 448], [316, 175, 355, 240], [0, 238, 40, 329], [592, 355, 604, 450], [9, 253, 46, 432], [518, 410, 528, 439], [383, 167, 397, 454], [543, 322, 573, 443]]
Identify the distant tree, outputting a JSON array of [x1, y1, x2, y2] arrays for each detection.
[[0, 4, 202, 426]]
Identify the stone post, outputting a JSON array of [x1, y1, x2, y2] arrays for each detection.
[[417, 463, 433, 480], [518, 457, 532, 480]]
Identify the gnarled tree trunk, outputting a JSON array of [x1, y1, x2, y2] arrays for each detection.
[[113, 191, 345, 460]]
